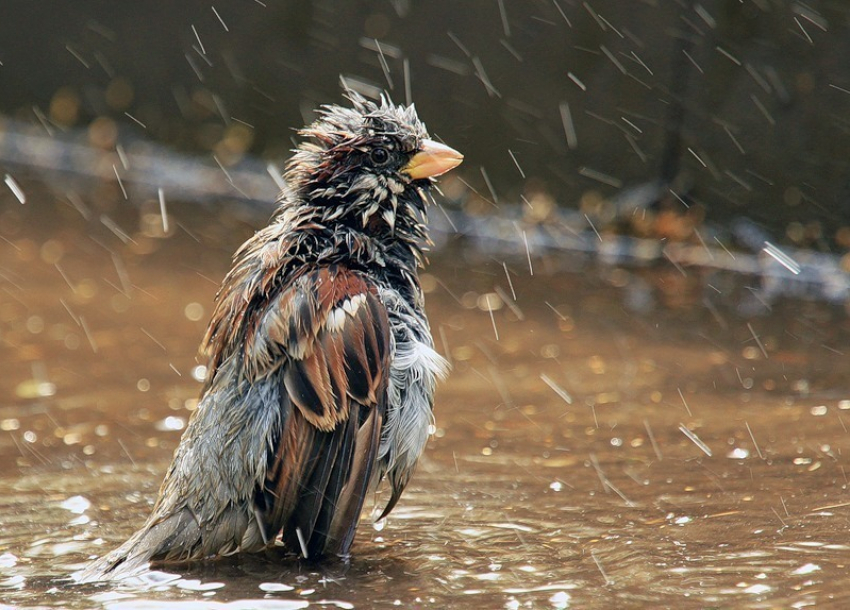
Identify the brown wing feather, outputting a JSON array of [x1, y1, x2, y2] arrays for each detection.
[[253, 266, 391, 558]]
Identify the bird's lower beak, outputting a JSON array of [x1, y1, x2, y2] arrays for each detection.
[[402, 139, 464, 180]]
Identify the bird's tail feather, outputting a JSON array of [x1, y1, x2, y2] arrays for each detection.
[[275, 406, 381, 559], [74, 504, 265, 583]]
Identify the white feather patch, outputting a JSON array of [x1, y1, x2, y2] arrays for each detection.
[[387, 178, 405, 195], [394, 339, 449, 380], [326, 307, 346, 332], [342, 294, 366, 316], [382, 209, 396, 230]]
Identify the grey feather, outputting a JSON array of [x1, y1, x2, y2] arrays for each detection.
[[74, 366, 282, 583]]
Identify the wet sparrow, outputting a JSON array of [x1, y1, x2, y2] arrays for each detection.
[[78, 94, 462, 581]]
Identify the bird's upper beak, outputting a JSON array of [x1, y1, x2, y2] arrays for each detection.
[[402, 139, 464, 180]]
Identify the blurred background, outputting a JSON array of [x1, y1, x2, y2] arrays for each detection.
[[2, 0, 849, 237], [4, 2, 850, 609]]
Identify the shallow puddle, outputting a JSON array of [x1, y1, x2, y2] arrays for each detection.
[[2, 189, 850, 608]]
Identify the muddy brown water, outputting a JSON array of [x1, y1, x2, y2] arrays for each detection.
[[2, 190, 850, 609]]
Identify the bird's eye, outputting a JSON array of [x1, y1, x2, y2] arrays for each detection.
[[370, 147, 390, 166]]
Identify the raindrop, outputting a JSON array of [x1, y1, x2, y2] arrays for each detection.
[[259, 582, 296, 592], [184, 302, 205, 321], [60, 496, 91, 514], [4, 174, 26, 203], [0, 575, 25, 589], [155, 416, 186, 432], [0, 553, 18, 569], [743, 584, 771, 594], [550, 590, 571, 608], [1, 419, 20, 431]]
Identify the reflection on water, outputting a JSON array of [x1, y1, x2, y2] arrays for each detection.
[[2, 186, 850, 609]]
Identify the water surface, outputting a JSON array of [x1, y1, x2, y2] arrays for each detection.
[[2, 188, 849, 609]]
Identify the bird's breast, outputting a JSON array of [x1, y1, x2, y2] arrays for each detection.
[[378, 286, 448, 475]]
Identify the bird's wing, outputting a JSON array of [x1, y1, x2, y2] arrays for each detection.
[[75, 266, 390, 582], [247, 265, 391, 558]]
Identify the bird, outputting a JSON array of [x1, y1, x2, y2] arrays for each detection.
[[75, 94, 463, 582]]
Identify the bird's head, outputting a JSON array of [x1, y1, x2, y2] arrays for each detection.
[[286, 94, 463, 233]]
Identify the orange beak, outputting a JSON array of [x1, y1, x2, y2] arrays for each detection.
[[402, 139, 464, 180]]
